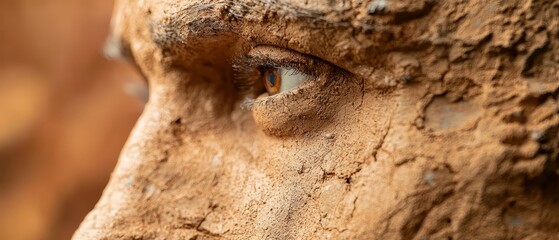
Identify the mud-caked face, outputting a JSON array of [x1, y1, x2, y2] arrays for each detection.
[[75, 0, 559, 239]]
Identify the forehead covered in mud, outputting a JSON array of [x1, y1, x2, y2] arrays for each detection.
[[110, 0, 437, 73]]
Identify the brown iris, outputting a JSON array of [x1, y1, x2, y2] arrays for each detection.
[[263, 67, 281, 95]]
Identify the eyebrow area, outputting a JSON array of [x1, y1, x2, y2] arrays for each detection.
[[149, 0, 357, 48]]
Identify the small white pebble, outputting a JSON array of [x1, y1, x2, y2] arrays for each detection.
[[424, 171, 435, 185], [368, 0, 388, 14], [530, 131, 543, 141]]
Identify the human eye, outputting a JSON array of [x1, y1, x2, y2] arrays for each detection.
[[261, 66, 308, 95], [231, 45, 360, 136], [232, 45, 337, 102]]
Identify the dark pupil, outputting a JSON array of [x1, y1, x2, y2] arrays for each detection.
[[267, 71, 276, 86]]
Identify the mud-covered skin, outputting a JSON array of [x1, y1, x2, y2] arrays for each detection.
[[75, 0, 559, 239]]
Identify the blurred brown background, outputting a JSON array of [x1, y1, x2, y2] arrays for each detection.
[[0, 0, 145, 239]]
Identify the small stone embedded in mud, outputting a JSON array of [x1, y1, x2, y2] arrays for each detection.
[[424, 170, 435, 185], [402, 75, 412, 83], [367, 0, 388, 14], [324, 133, 335, 140], [530, 131, 544, 142], [389, 53, 421, 85]]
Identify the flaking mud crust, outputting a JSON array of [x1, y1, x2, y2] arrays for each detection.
[[75, 0, 559, 239]]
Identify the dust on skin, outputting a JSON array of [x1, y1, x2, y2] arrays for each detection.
[[74, 0, 559, 239]]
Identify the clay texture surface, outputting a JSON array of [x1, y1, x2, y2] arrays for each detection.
[[75, 0, 559, 239]]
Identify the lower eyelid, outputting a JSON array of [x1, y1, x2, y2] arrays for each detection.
[[249, 71, 361, 136]]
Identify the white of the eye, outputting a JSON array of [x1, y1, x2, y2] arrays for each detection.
[[279, 67, 308, 93]]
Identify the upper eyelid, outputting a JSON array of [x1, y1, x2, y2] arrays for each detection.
[[249, 44, 354, 74], [239, 45, 323, 77]]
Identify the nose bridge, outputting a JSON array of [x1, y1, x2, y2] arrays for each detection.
[[106, 0, 249, 120]]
